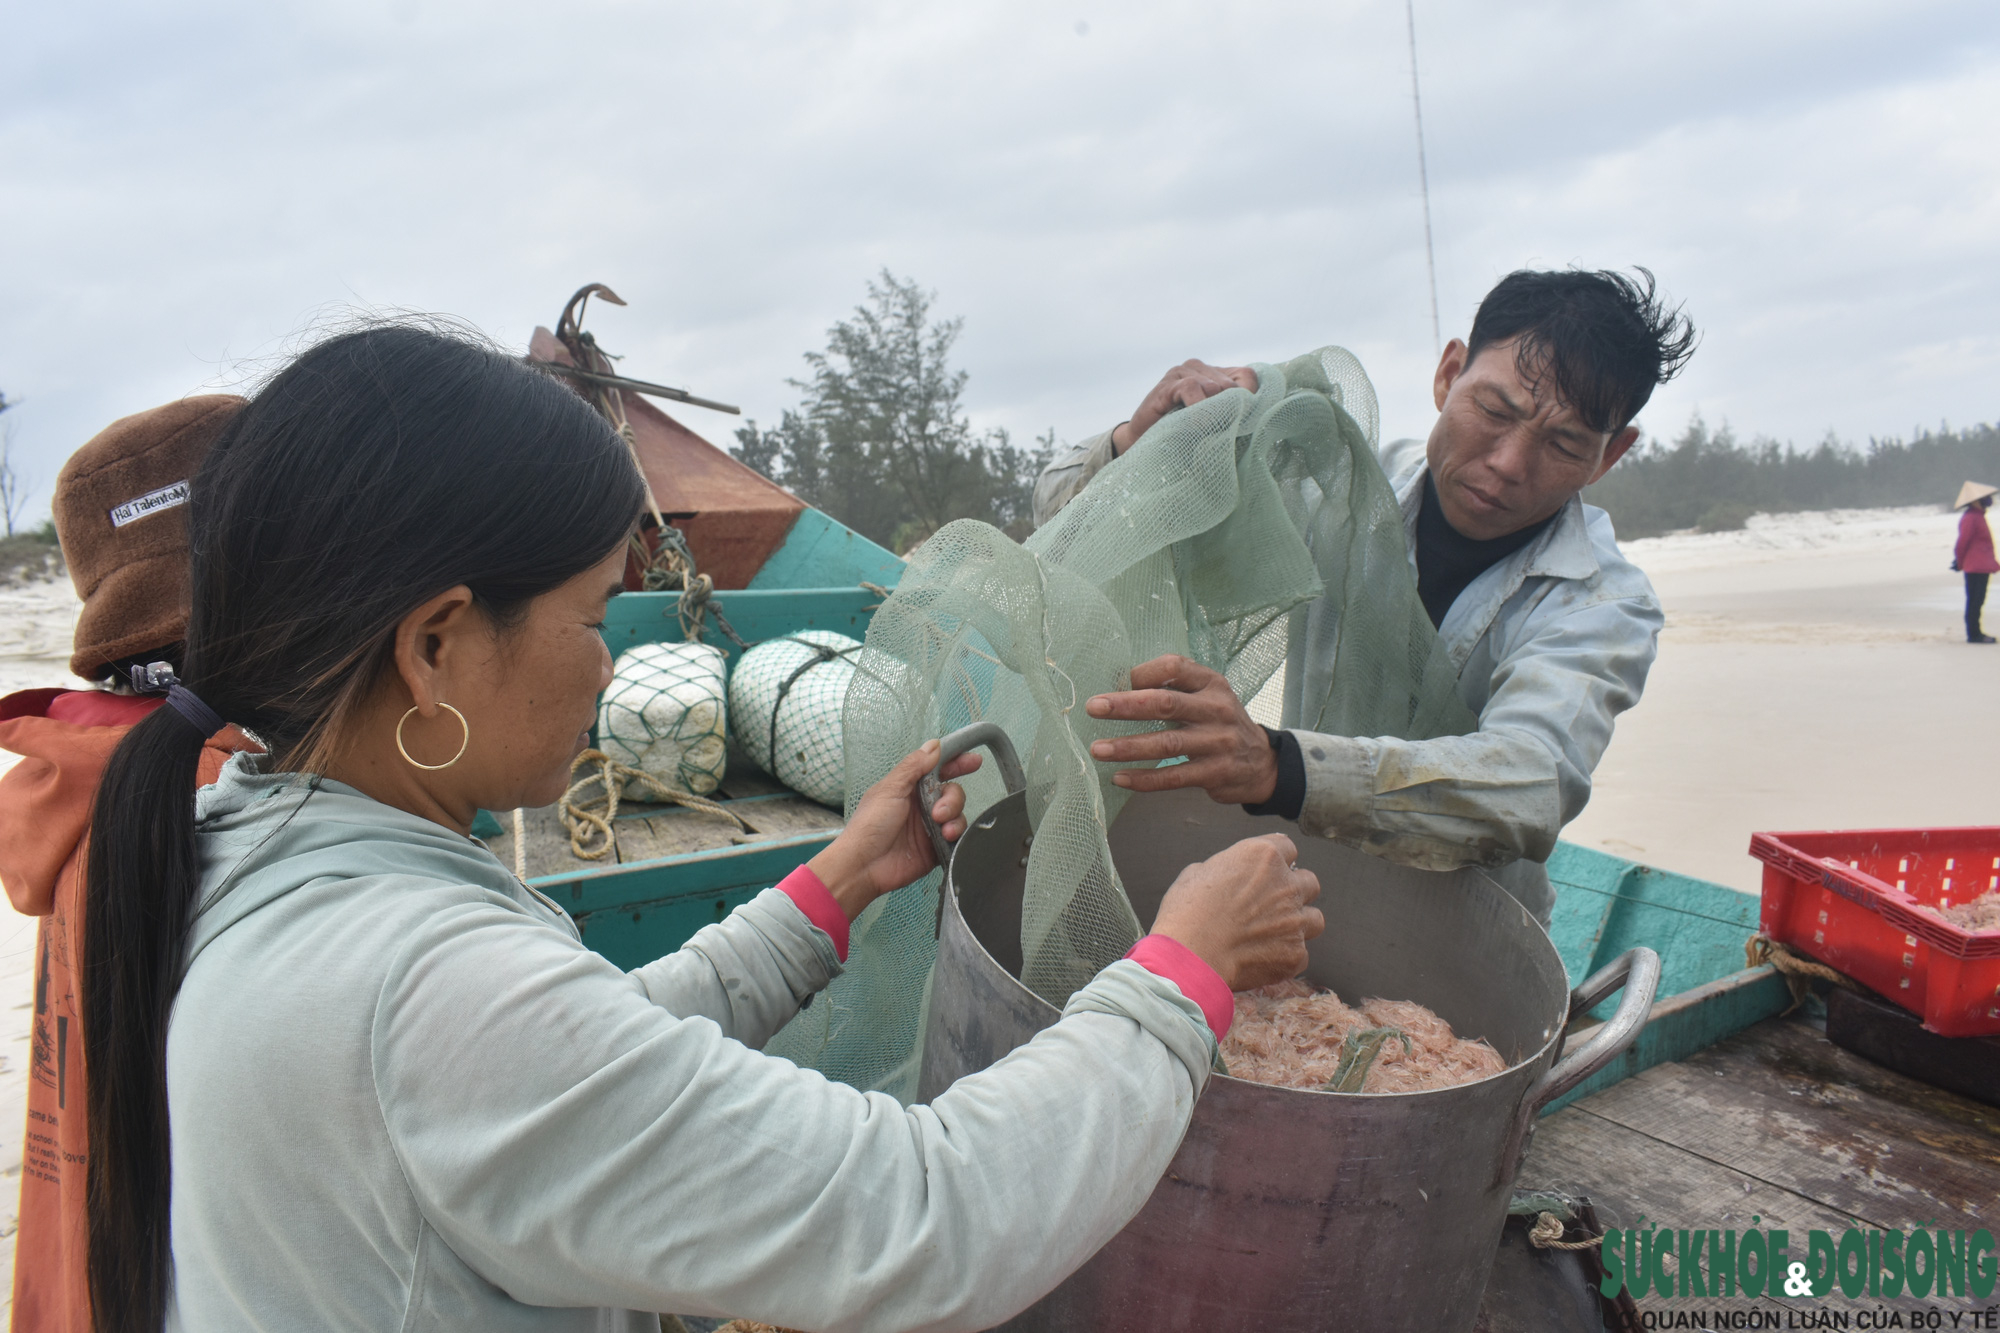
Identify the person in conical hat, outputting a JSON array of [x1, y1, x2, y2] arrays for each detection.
[[1952, 480, 1997, 644]]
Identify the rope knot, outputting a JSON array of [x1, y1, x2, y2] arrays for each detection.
[[1746, 934, 1864, 1014], [1527, 1211, 1605, 1251], [559, 749, 752, 860]]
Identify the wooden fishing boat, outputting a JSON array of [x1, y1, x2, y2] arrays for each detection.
[[476, 285, 904, 952], [1492, 842, 2000, 1329], [485, 571, 1995, 1328], [498, 622, 1998, 1329]]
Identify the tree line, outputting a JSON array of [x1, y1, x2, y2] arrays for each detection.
[[1583, 417, 2000, 539], [731, 273, 1996, 549]]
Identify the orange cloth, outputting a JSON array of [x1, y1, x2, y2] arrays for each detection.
[[0, 689, 252, 1333]]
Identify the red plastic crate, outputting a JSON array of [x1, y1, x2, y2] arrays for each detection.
[[1750, 827, 2000, 1038]]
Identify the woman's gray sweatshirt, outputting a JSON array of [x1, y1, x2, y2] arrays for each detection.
[[165, 755, 1214, 1331]]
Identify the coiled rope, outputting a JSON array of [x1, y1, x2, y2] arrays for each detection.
[[558, 748, 752, 861], [1527, 1211, 1606, 1251]]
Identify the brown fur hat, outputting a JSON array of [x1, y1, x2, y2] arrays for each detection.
[[54, 395, 244, 680]]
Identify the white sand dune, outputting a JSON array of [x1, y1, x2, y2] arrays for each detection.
[[1619, 504, 1956, 573], [0, 581, 87, 697]]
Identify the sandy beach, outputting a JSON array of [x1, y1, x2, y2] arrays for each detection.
[[0, 504, 1990, 1309], [1565, 505, 1997, 892]]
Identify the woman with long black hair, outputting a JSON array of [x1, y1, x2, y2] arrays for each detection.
[[82, 322, 1321, 1332]]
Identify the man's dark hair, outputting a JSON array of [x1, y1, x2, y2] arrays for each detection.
[[1465, 268, 1697, 435]]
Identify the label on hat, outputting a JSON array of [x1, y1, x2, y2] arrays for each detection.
[[108, 479, 190, 528]]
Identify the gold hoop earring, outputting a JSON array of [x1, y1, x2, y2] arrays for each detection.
[[396, 703, 470, 771]]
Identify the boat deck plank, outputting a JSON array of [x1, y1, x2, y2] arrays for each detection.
[[483, 741, 842, 879], [1522, 1011, 1999, 1318], [1577, 1048, 2000, 1233]]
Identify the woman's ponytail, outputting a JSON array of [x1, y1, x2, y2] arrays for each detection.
[[76, 319, 643, 1330], [82, 702, 215, 1332]]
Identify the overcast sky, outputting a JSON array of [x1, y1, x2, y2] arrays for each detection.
[[4, 0, 1996, 522]]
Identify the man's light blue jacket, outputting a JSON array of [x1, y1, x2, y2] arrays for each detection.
[[1035, 430, 1663, 922]]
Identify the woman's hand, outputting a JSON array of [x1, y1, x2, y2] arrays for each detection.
[[1151, 834, 1324, 991], [808, 741, 983, 921]]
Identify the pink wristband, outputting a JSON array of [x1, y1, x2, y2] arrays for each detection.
[[1123, 935, 1233, 1040], [777, 865, 849, 962]]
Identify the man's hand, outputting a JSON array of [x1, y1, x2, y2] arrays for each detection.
[[1084, 655, 1277, 805], [1110, 360, 1259, 455]]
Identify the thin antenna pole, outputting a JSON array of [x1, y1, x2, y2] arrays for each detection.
[[1405, 0, 1441, 357]]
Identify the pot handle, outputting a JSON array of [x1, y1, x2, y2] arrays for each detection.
[[1499, 947, 1659, 1183], [1534, 947, 1660, 1114], [916, 721, 1028, 869]]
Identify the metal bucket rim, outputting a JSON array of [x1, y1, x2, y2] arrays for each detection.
[[940, 863, 1566, 1103]]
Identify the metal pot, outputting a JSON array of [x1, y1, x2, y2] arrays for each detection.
[[916, 723, 1658, 1333]]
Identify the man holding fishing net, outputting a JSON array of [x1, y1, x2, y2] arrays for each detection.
[[1035, 268, 1696, 922]]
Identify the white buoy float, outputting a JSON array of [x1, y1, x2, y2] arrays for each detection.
[[598, 641, 730, 797], [728, 630, 862, 809]]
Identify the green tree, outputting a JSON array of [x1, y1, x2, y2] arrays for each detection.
[[1583, 414, 2000, 540], [733, 272, 1051, 550]]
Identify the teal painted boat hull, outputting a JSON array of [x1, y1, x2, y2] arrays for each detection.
[[1546, 841, 1762, 1009], [1540, 841, 1789, 1113], [599, 585, 886, 674], [747, 507, 903, 593], [537, 832, 839, 971]]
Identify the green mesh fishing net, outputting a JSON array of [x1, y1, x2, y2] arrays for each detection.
[[762, 348, 1477, 1101]]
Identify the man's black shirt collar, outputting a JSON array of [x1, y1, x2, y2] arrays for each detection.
[[1414, 473, 1558, 630]]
